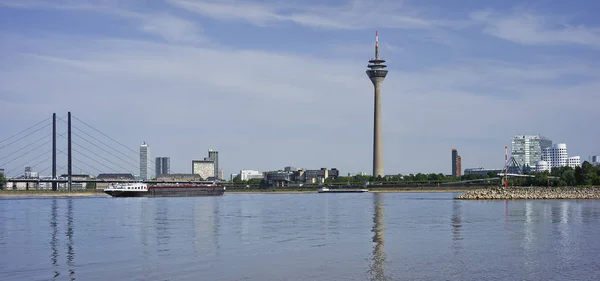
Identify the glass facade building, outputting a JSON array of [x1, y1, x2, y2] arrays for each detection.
[[511, 135, 553, 168]]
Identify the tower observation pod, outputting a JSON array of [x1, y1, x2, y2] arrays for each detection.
[[366, 30, 388, 178]]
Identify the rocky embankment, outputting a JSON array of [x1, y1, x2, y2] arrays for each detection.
[[455, 187, 600, 200]]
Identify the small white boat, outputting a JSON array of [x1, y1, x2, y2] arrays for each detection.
[[318, 187, 369, 193]]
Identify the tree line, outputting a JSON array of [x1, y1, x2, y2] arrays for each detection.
[[228, 161, 600, 187]]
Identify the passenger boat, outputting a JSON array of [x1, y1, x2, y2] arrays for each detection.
[[317, 187, 369, 193], [104, 182, 225, 197]]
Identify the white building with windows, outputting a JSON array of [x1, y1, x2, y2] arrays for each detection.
[[535, 160, 551, 172], [568, 156, 581, 168], [140, 142, 150, 181], [511, 135, 553, 168], [541, 143, 581, 171], [240, 170, 264, 181]]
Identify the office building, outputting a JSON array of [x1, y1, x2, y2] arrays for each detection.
[[451, 149, 462, 177], [592, 155, 600, 166], [192, 160, 215, 180], [206, 150, 219, 179], [511, 135, 553, 168], [139, 142, 150, 181], [240, 170, 264, 181], [155, 157, 171, 178]]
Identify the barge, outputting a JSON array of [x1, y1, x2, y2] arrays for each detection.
[[104, 182, 225, 197], [318, 187, 369, 193]]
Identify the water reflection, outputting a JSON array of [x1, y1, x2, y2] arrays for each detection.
[[557, 201, 572, 264], [66, 199, 75, 280], [451, 200, 463, 250], [193, 198, 221, 254], [155, 199, 170, 254], [368, 193, 390, 281], [522, 201, 535, 276], [50, 199, 59, 279]]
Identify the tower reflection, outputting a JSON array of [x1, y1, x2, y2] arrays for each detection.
[[451, 199, 463, 250], [66, 199, 75, 280], [369, 193, 391, 281], [50, 199, 59, 280]]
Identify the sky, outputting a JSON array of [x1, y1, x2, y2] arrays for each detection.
[[0, 0, 599, 178]]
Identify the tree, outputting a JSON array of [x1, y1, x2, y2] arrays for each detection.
[[0, 172, 6, 190], [86, 182, 96, 189]]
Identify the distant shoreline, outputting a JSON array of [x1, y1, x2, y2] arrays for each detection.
[[227, 188, 473, 194], [0, 187, 475, 198]]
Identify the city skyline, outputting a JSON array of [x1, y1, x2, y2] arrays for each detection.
[[0, 0, 599, 175]]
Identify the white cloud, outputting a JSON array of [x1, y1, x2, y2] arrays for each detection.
[[167, 0, 445, 30], [471, 9, 600, 48], [0, 0, 205, 44]]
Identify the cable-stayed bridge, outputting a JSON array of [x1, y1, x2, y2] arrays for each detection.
[[0, 112, 166, 191]]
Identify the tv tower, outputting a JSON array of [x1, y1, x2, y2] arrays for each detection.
[[366, 31, 388, 177]]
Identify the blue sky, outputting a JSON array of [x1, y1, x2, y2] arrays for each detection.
[[0, 0, 599, 178]]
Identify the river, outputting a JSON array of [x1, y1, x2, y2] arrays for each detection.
[[1, 192, 599, 280]]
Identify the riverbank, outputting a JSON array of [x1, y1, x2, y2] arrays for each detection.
[[225, 187, 480, 194], [455, 187, 600, 200], [0, 190, 108, 198]]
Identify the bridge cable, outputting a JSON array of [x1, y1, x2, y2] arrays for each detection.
[[71, 147, 122, 174], [57, 117, 141, 172], [71, 131, 139, 170], [71, 114, 158, 170], [71, 142, 133, 173], [0, 138, 53, 168], [0, 132, 53, 162], [4, 149, 53, 177], [0, 122, 51, 151], [0, 116, 51, 145], [70, 124, 139, 165], [55, 133, 123, 174], [71, 155, 104, 175], [71, 165, 95, 178]]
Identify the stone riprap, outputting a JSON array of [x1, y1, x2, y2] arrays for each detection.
[[455, 187, 600, 200]]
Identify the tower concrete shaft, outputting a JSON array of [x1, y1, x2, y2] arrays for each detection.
[[366, 31, 388, 178], [371, 78, 384, 177]]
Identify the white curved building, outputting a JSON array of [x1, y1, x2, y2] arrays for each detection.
[[541, 143, 581, 169], [568, 156, 581, 168], [535, 160, 551, 172]]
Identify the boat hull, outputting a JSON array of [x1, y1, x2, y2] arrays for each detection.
[[105, 186, 225, 198], [318, 189, 369, 193]]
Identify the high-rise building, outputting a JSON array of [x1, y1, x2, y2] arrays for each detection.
[[207, 150, 219, 179], [451, 149, 462, 177], [155, 157, 170, 178], [139, 142, 150, 181], [511, 135, 553, 168], [366, 31, 388, 177]]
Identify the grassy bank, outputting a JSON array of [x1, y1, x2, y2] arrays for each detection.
[[0, 189, 108, 198]]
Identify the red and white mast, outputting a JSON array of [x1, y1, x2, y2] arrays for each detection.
[[504, 146, 509, 187], [375, 30, 379, 60]]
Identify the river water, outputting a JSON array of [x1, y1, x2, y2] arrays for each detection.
[[1, 192, 599, 281]]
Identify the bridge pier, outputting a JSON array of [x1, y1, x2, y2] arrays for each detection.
[[67, 111, 72, 191], [52, 113, 57, 191]]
